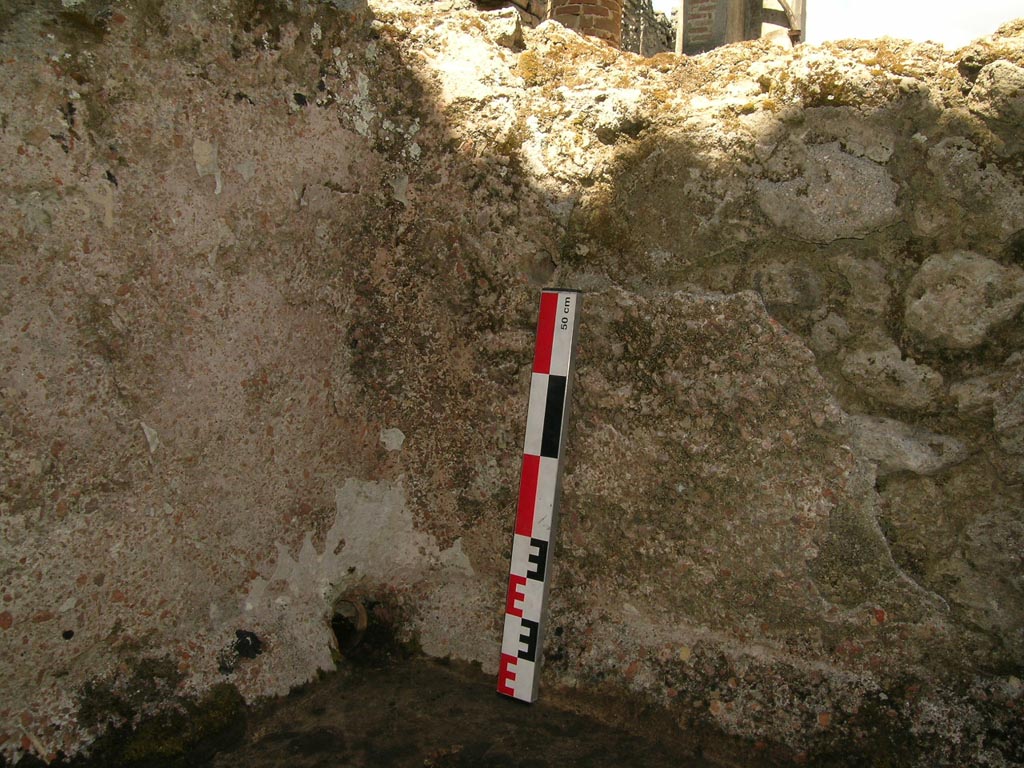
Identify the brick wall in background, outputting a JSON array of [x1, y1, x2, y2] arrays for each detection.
[[549, 0, 624, 44], [683, 0, 720, 52], [541, 0, 771, 52], [509, 0, 550, 26]]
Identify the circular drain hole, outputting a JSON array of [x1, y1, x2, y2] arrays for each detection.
[[331, 599, 367, 655]]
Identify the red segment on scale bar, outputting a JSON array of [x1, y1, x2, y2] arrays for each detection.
[[497, 653, 518, 696], [515, 454, 540, 537], [532, 291, 559, 374], [506, 574, 527, 617]]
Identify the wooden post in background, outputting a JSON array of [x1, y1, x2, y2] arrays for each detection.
[[726, 0, 744, 42], [674, 0, 685, 54]]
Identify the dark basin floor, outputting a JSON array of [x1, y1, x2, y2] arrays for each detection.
[[211, 657, 718, 768]]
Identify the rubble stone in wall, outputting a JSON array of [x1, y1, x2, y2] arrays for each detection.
[[564, 288, 946, 661], [482, 7, 526, 49], [949, 354, 1024, 466], [754, 142, 900, 243], [950, 374, 1001, 419], [560, 86, 648, 144], [968, 59, 1024, 124], [996, 386, 1024, 454], [830, 254, 891, 318], [477, 0, 548, 26], [994, 356, 1024, 455], [809, 312, 851, 355], [878, 459, 1024, 658], [840, 344, 945, 411], [751, 261, 823, 309], [845, 415, 968, 477], [926, 139, 1024, 241], [904, 251, 1024, 351]]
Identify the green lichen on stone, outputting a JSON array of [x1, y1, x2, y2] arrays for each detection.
[[795, 70, 860, 108], [514, 50, 551, 87], [117, 684, 245, 765], [76, 659, 244, 766], [77, 657, 183, 731]]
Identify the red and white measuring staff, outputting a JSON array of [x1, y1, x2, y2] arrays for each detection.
[[498, 288, 582, 703]]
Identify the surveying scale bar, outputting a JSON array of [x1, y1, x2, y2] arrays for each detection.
[[498, 288, 581, 703]]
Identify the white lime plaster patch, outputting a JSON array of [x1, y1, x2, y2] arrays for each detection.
[[241, 479, 476, 694]]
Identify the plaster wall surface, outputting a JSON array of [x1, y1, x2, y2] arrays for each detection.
[[1, 1, 1023, 764]]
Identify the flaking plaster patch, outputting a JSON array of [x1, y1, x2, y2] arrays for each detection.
[[380, 427, 406, 451], [193, 139, 223, 194], [245, 479, 455, 614], [240, 479, 474, 692]]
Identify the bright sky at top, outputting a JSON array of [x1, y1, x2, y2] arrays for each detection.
[[649, 0, 1023, 49]]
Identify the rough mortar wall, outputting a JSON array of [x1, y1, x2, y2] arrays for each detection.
[[1, 0, 1023, 765]]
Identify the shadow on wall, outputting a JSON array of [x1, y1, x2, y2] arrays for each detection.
[[0, 0, 560, 762], [0, 1, 1023, 766]]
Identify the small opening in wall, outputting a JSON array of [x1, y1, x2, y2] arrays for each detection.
[[331, 599, 368, 656]]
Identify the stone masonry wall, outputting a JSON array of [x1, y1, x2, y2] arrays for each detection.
[[487, 0, 549, 28], [549, 0, 624, 45], [622, 0, 674, 56], [1, 1, 1024, 766]]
